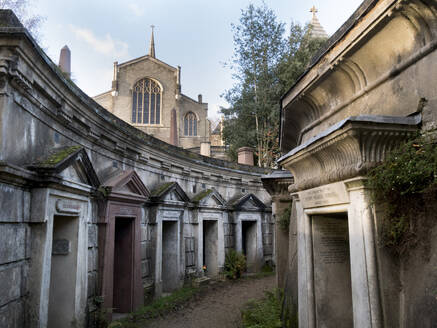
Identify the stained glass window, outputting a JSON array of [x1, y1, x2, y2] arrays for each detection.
[[132, 78, 161, 124], [184, 112, 197, 136]]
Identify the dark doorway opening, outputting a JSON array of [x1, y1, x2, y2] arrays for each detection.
[[162, 221, 178, 292], [242, 220, 257, 272], [113, 217, 134, 313], [203, 220, 218, 276], [48, 215, 78, 328]]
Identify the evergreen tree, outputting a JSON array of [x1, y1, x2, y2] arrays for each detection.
[[222, 3, 327, 167], [221, 2, 285, 167]]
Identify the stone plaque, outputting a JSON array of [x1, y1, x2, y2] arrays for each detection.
[[312, 215, 353, 328], [299, 182, 349, 209], [52, 239, 70, 255], [56, 199, 81, 214], [162, 210, 180, 218]]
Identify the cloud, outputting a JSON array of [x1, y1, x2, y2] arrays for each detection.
[[127, 3, 145, 17], [69, 25, 129, 58]]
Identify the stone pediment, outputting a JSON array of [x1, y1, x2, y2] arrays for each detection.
[[191, 188, 225, 207], [150, 182, 189, 203], [28, 146, 100, 188], [228, 193, 266, 211], [118, 55, 177, 73], [278, 115, 420, 192], [102, 169, 150, 202]]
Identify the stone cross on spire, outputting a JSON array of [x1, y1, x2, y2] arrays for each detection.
[[309, 5, 328, 39], [310, 5, 318, 19], [149, 25, 156, 58]]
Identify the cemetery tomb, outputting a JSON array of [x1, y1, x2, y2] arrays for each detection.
[[162, 221, 179, 292], [203, 220, 219, 276], [312, 214, 353, 328], [113, 217, 135, 313], [242, 220, 257, 272], [48, 216, 79, 328]]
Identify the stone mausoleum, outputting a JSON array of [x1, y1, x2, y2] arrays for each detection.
[[0, 11, 274, 327], [263, 0, 437, 327]]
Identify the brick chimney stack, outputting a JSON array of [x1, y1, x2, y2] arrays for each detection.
[[58, 45, 71, 77], [237, 147, 254, 166]]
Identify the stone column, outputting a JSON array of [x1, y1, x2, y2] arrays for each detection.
[[294, 194, 316, 328], [346, 178, 382, 328]]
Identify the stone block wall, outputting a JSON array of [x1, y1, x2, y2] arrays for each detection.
[[223, 223, 235, 252], [0, 183, 30, 327]]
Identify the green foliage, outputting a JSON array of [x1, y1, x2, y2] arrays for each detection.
[[366, 133, 437, 253], [222, 3, 327, 167], [224, 249, 246, 279], [277, 205, 291, 232], [241, 289, 283, 328], [111, 286, 199, 327]]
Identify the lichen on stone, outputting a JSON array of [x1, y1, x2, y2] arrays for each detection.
[[151, 182, 174, 197], [40, 145, 81, 166], [191, 189, 213, 203]]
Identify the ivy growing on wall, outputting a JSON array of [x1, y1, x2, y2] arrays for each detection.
[[366, 133, 437, 254], [277, 205, 292, 232]]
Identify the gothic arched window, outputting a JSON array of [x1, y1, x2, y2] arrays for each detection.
[[132, 78, 161, 124], [184, 112, 197, 136]]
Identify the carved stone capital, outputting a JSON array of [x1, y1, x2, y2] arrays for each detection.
[[280, 115, 419, 192]]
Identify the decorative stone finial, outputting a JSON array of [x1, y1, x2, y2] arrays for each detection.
[[309, 6, 328, 39], [310, 5, 318, 19], [149, 25, 156, 58]]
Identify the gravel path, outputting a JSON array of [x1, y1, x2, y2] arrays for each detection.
[[146, 274, 275, 328]]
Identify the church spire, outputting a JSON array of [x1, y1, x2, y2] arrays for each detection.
[[149, 25, 156, 58], [309, 6, 328, 39]]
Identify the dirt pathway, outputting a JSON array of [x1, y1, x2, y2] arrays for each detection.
[[146, 274, 275, 328]]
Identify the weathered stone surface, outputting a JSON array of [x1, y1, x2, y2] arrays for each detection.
[[0, 224, 26, 264], [87, 271, 96, 297], [312, 215, 353, 328], [0, 265, 21, 307], [141, 260, 150, 277], [88, 224, 98, 247], [0, 184, 29, 222], [87, 248, 98, 273], [0, 299, 24, 328]]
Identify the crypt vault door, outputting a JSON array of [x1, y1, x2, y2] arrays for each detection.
[[242, 220, 257, 272], [203, 220, 218, 276], [113, 217, 134, 313], [162, 221, 179, 293], [47, 215, 79, 328], [311, 213, 353, 328]]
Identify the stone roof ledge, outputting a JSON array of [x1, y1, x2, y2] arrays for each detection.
[[278, 114, 421, 192]]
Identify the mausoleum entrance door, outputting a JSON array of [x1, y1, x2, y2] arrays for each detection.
[[242, 220, 257, 273], [311, 213, 353, 328], [99, 170, 149, 317], [203, 220, 219, 276], [47, 215, 79, 328]]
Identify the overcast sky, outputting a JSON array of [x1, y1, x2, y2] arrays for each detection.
[[33, 0, 363, 120]]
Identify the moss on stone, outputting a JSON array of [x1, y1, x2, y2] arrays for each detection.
[[151, 182, 174, 196], [41, 146, 81, 166], [192, 189, 213, 203]]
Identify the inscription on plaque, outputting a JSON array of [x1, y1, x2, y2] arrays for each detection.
[[318, 220, 349, 264], [300, 182, 349, 209], [56, 199, 81, 214], [312, 215, 353, 327], [52, 239, 70, 255]]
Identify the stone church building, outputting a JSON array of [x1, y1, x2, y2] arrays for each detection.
[[93, 29, 210, 151]]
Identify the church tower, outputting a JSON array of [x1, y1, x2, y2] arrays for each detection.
[[309, 6, 328, 39]]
